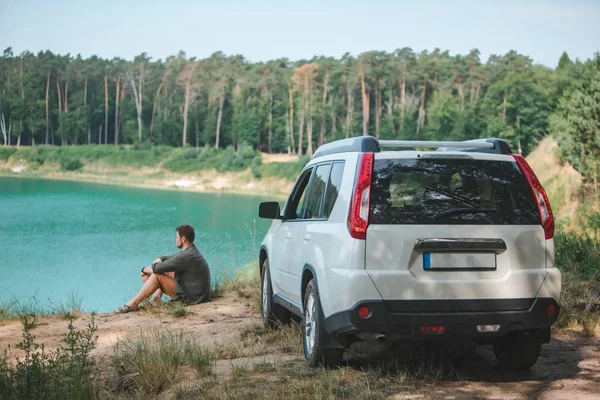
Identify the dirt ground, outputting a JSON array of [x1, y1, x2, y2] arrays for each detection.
[[1, 293, 598, 400]]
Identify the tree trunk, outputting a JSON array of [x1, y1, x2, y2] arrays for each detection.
[[268, 93, 273, 153], [64, 79, 69, 112], [17, 119, 22, 147], [386, 87, 394, 137], [305, 73, 313, 156], [319, 72, 329, 146], [345, 76, 353, 138], [182, 73, 191, 146], [375, 79, 381, 138], [360, 67, 369, 136], [45, 69, 50, 144], [417, 79, 427, 133], [399, 75, 406, 130], [307, 115, 313, 156], [104, 72, 108, 144], [56, 72, 63, 115], [150, 71, 169, 137], [297, 112, 304, 156], [114, 75, 121, 145], [288, 83, 295, 152], [474, 82, 481, 105], [0, 113, 10, 146], [215, 89, 225, 149], [329, 95, 336, 141], [127, 69, 144, 143], [84, 74, 88, 144]]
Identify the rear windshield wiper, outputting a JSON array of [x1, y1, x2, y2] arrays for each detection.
[[433, 208, 497, 220]]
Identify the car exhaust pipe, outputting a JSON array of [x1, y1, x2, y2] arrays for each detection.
[[357, 332, 387, 342]]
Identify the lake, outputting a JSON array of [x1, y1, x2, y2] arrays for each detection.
[[0, 176, 273, 313]]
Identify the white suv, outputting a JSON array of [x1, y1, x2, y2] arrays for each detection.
[[258, 136, 561, 370]]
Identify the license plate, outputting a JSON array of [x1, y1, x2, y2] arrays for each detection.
[[423, 252, 496, 271]]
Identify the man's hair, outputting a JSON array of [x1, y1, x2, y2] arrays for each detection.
[[176, 224, 195, 243]]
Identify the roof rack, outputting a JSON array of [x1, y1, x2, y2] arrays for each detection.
[[312, 136, 380, 159], [312, 136, 512, 158]]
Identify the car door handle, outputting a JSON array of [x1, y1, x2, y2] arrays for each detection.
[[286, 233, 292, 240], [303, 234, 311, 242]]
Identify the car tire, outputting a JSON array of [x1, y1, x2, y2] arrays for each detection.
[[493, 332, 541, 371], [261, 259, 289, 328], [303, 279, 344, 367]]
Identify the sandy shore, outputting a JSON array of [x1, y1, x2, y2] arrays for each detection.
[[0, 161, 294, 199]]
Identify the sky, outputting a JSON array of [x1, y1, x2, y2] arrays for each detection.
[[0, 0, 598, 68]]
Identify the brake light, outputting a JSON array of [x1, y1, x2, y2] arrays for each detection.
[[419, 326, 445, 334], [348, 153, 374, 240], [357, 306, 370, 319], [512, 155, 554, 240]]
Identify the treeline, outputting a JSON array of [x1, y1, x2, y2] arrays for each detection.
[[0, 47, 592, 157]]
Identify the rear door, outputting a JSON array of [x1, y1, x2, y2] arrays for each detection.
[[365, 153, 547, 301], [271, 168, 313, 299]]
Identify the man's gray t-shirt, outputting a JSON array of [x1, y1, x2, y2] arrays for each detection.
[[151, 244, 211, 304]]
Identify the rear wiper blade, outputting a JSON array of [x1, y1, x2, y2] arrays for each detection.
[[433, 208, 497, 220]]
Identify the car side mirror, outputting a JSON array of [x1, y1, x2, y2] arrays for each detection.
[[258, 202, 282, 219]]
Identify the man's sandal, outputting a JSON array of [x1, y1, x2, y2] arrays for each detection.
[[114, 304, 138, 313]]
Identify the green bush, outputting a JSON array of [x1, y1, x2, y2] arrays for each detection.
[[59, 157, 84, 171], [162, 146, 259, 173], [0, 316, 99, 399], [251, 155, 262, 178], [0, 148, 17, 161], [217, 145, 258, 172], [555, 209, 600, 281]]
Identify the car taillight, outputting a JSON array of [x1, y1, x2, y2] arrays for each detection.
[[512, 155, 554, 240], [347, 153, 374, 240]]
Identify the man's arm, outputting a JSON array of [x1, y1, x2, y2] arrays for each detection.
[[151, 252, 190, 274], [141, 252, 180, 275], [159, 253, 178, 262]]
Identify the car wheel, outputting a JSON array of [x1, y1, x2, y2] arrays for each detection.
[[303, 279, 344, 367], [261, 259, 289, 328], [493, 332, 541, 371]]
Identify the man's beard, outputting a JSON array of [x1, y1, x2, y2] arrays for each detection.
[[177, 243, 183, 249]]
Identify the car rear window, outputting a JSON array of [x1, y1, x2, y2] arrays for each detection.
[[370, 157, 540, 225]]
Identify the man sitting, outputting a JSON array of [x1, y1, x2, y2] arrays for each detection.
[[114, 224, 211, 313]]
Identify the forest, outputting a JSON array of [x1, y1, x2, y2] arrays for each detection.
[[0, 47, 598, 174]]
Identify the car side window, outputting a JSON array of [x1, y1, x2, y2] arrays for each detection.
[[322, 162, 345, 218], [304, 164, 331, 219], [284, 168, 313, 220]]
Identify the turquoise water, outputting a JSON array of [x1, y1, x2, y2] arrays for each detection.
[[0, 177, 272, 313]]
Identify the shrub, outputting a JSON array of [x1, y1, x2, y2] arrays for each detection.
[[251, 155, 262, 178], [59, 157, 83, 171], [0, 147, 17, 161], [0, 315, 99, 400], [217, 144, 258, 172], [555, 209, 600, 281]]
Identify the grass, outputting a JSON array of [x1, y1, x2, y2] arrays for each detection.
[[214, 322, 303, 360], [109, 328, 215, 395], [258, 156, 309, 181], [167, 302, 192, 318], [49, 292, 84, 319], [1, 293, 84, 322]]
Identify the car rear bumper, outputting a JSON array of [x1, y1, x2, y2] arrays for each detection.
[[324, 298, 560, 339]]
